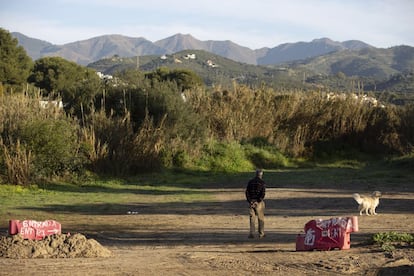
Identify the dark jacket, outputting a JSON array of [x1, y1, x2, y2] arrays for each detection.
[[245, 176, 266, 203]]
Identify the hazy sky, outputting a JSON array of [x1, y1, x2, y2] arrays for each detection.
[[1, 0, 413, 49]]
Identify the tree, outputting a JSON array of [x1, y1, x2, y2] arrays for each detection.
[[0, 28, 33, 86], [29, 57, 101, 116], [169, 69, 204, 91], [145, 67, 203, 91], [29, 57, 83, 95]]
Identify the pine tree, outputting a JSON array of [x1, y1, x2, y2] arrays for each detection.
[[0, 28, 33, 86]]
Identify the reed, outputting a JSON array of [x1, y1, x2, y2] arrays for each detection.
[[1, 83, 413, 184]]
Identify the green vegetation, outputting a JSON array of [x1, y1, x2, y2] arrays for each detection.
[[0, 176, 215, 219], [88, 50, 306, 90], [0, 28, 33, 92], [0, 28, 414, 186], [1, 161, 412, 222], [88, 48, 414, 102], [145, 67, 203, 91], [28, 56, 101, 117], [371, 232, 414, 253]]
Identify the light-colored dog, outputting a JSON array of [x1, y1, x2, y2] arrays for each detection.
[[352, 191, 382, 215]]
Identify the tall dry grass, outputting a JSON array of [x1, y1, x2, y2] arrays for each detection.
[[81, 108, 169, 175], [188, 85, 275, 141], [188, 86, 411, 157], [1, 84, 413, 184], [0, 139, 32, 185]]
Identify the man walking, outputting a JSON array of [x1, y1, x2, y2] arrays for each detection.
[[245, 169, 266, 238]]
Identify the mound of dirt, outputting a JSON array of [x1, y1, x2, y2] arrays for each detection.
[[0, 233, 112, 258]]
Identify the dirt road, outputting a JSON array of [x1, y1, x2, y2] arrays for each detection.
[[1, 184, 413, 275]]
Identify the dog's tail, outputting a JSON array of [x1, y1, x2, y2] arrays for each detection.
[[353, 193, 363, 204]]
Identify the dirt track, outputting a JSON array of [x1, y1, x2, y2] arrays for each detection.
[[1, 184, 413, 275]]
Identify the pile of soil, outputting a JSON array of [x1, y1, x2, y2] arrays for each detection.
[[0, 233, 112, 258]]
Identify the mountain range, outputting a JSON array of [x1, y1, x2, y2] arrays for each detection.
[[9, 31, 414, 99], [12, 32, 374, 66]]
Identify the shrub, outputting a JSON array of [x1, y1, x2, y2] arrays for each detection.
[[244, 144, 291, 168], [197, 141, 253, 172], [0, 93, 85, 183], [20, 118, 81, 177]]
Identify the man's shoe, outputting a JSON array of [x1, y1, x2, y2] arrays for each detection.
[[248, 234, 254, 239], [259, 234, 265, 239]]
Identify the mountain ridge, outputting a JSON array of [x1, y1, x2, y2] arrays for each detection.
[[12, 32, 374, 66], [86, 48, 414, 100]]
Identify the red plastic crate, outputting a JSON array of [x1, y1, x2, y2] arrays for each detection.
[[296, 216, 358, 251], [9, 219, 61, 240]]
